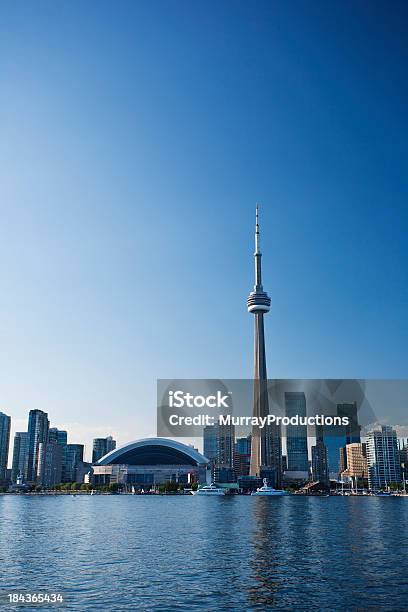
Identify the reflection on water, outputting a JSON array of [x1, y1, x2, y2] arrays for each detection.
[[0, 495, 407, 611], [248, 498, 283, 606]]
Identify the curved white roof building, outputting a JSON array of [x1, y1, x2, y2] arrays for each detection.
[[92, 437, 209, 488]]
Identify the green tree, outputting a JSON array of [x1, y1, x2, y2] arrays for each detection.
[[164, 481, 179, 493]]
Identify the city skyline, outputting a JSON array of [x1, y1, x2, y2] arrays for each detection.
[[4, 378, 408, 468], [2, 391, 407, 485], [6, 410, 115, 467]]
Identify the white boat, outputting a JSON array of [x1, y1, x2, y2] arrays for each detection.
[[192, 483, 226, 496], [251, 478, 288, 496]]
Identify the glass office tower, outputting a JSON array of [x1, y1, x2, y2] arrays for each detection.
[[285, 392, 308, 471]]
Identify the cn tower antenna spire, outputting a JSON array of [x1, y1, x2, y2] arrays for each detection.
[[254, 204, 263, 291], [255, 203, 260, 254]]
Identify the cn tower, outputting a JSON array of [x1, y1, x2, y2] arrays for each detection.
[[247, 205, 271, 476]]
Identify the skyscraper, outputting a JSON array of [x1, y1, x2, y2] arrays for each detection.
[[203, 425, 218, 462], [215, 423, 235, 467], [285, 392, 309, 472], [399, 440, 408, 486], [37, 440, 63, 487], [203, 423, 235, 482], [62, 444, 84, 483], [248, 206, 281, 478], [321, 402, 361, 477], [366, 426, 402, 490], [234, 435, 251, 477], [235, 435, 251, 455], [49, 428, 68, 447], [11, 432, 29, 482], [0, 412, 11, 481], [340, 443, 368, 482], [26, 409, 49, 483], [339, 402, 361, 444], [92, 436, 116, 464], [311, 440, 329, 485]]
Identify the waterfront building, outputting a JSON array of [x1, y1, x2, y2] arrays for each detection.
[[93, 438, 210, 487], [339, 446, 347, 474], [366, 426, 402, 490], [282, 470, 309, 488], [62, 444, 84, 483], [49, 428, 68, 447], [76, 461, 92, 484], [213, 465, 236, 483], [319, 402, 361, 477], [262, 423, 282, 487], [398, 440, 408, 464], [26, 409, 49, 483], [233, 436, 251, 477], [215, 423, 235, 467], [0, 412, 11, 481], [37, 441, 63, 486], [286, 392, 308, 472], [399, 441, 408, 486], [247, 206, 281, 482], [311, 439, 329, 485], [11, 432, 29, 482], [340, 443, 367, 482], [92, 436, 116, 463], [324, 432, 345, 477], [9, 472, 29, 492], [48, 428, 68, 483], [203, 422, 235, 482], [235, 436, 251, 455], [203, 425, 217, 461], [339, 402, 361, 444], [237, 475, 263, 492], [233, 451, 250, 478]]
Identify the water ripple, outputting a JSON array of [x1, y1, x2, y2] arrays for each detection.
[[0, 495, 407, 610]]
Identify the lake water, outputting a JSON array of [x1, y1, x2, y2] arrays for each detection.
[[0, 495, 407, 611]]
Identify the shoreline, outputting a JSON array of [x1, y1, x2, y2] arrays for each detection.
[[1, 491, 407, 497]]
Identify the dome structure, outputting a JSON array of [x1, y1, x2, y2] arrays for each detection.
[[96, 437, 209, 466]]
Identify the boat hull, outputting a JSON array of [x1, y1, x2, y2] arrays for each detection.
[[192, 490, 225, 496], [251, 491, 287, 496]]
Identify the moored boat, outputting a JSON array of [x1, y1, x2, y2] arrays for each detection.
[[251, 478, 288, 496], [192, 483, 226, 496]]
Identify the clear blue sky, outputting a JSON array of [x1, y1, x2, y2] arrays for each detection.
[[0, 1, 407, 461]]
